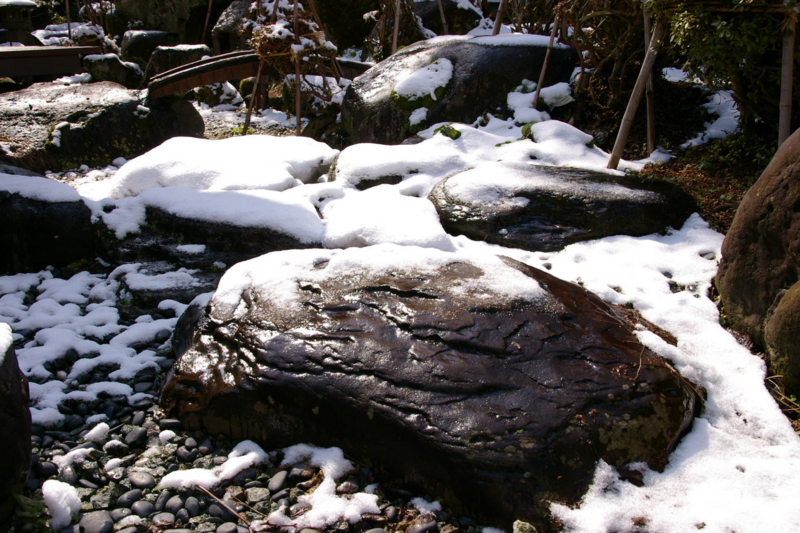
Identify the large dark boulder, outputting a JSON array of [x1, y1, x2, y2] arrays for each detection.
[[161, 246, 700, 530], [429, 162, 697, 252], [120, 30, 179, 67], [0, 174, 94, 274], [414, 0, 483, 35], [0, 324, 31, 522], [717, 129, 800, 393], [340, 35, 578, 145], [0, 81, 204, 173]]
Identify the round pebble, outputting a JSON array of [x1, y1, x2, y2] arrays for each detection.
[[176, 446, 198, 463], [208, 502, 237, 522], [217, 523, 239, 533], [409, 520, 438, 533], [165, 494, 184, 514], [268, 470, 288, 492], [155, 329, 172, 342], [245, 487, 270, 503], [152, 512, 175, 526], [184, 496, 201, 517], [184, 437, 198, 449], [365, 529, 388, 533], [58, 465, 78, 486], [128, 471, 156, 490], [37, 461, 58, 478], [124, 427, 147, 447], [79, 510, 114, 533], [175, 508, 190, 523], [131, 499, 155, 518], [110, 508, 132, 522], [116, 488, 143, 508], [385, 506, 399, 522], [155, 490, 173, 512]]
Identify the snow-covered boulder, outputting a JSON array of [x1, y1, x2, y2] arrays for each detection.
[[0, 81, 204, 173], [340, 34, 578, 145], [0, 323, 31, 521], [143, 44, 213, 83], [429, 161, 697, 252], [83, 53, 144, 89], [161, 245, 701, 530], [0, 174, 94, 274], [718, 128, 800, 395]]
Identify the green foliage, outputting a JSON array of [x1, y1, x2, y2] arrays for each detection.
[[647, 0, 800, 133], [434, 124, 461, 140], [697, 124, 776, 181]]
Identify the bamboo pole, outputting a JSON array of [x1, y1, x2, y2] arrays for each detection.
[[643, 8, 657, 154], [242, 58, 265, 136], [437, 0, 449, 34], [607, 20, 667, 170], [66, 0, 72, 41], [532, 13, 559, 110], [779, 12, 796, 147], [294, 0, 302, 136], [201, 0, 214, 44], [271, 0, 281, 23], [492, 0, 508, 36], [392, 0, 402, 54]]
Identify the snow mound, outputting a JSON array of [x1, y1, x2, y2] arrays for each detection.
[[0, 173, 81, 202]]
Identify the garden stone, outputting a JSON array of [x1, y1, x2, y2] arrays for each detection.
[[128, 471, 156, 489], [120, 30, 178, 67], [165, 495, 184, 514], [124, 427, 147, 447], [116, 488, 143, 508], [161, 247, 701, 529], [717, 128, 800, 395], [143, 44, 212, 83], [78, 511, 114, 533], [0, 81, 204, 174], [0, 332, 30, 520], [110, 508, 132, 522], [132, 500, 155, 517], [83, 53, 143, 89], [155, 490, 173, 512], [428, 162, 696, 252], [267, 470, 288, 492], [152, 511, 176, 526], [341, 35, 578, 145], [217, 523, 238, 533], [175, 508, 190, 523], [185, 496, 201, 517]]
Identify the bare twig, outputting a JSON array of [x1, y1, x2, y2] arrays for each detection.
[[196, 485, 252, 528]]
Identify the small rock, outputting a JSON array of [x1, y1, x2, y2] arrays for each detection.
[[79, 479, 100, 489], [131, 411, 146, 426], [124, 427, 147, 447], [208, 502, 237, 522], [198, 438, 213, 455], [176, 508, 190, 523], [165, 495, 184, 514], [365, 529, 388, 533], [116, 489, 143, 508], [79, 510, 114, 533], [155, 490, 173, 512], [63, 414, 84, 431], [270, 488, 289, 502], [290, 502, 311, 516], [131, 500, 155, 518], [58, 465, 78, 485], [155, 329, 172, 342], [103, 440, 129, 456], [185, 496, 201, 517], [110, 508, 132, 522], [336, 481, 358, 494], [385, 506, 399, 522], [217, 523, 238, 533], [409, 521, 438, 533], [158, 419, 181, 431], [128, 471, 156, 490], [176, 446, 198, 463], [134, 382, 153, 393], [245, 487, 269, 504], [152, 512, 176, 526], [184, 437, 198, 449], [117, 528, 138, 533], [267, 470, 288, 492], [37, 461, 58, 478]]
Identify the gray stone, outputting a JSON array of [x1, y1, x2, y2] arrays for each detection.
[[245, 487, 269, 504], [267, 470, 288, 492], [184, 496, 201, 517], [0, 82, 204, 174], [131, 499, 155, 518], [110, 508, 132, 522], [83, 53, 143, 89], [164, 495, 184, 514], [120, 30, 178, 67], [128, 471, 156, 490], [143, 44, 212, 83], [78, 511, 114, 533], [217, 523, 238, 533], [124, 427, 147, 447], [152, 512, 176, 526], [116, 488, 143, 508]]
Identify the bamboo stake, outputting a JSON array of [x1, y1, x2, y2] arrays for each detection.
[[437, 0, 449, 34], [532, 13, 559, 110], [66, 0, 72, 41], [643, 8, 657, 154], [392, 0, 402, 54], [242, 58, 266, 136], [492, 0, 508, 36], [294, 0, 302, 136], [271, 0, 281, 23], [779, 11, 796, 147], [607, 20, 667, 170], [201, 0, 214, 44]]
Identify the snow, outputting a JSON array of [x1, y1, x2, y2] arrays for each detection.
[[470, 34, 570, 49], [176, 244, 206, 254], [160, 440, 269, 489], [0, 173, 81, 202], [410, 497, 442, 515], [681, 90, 740, 148], [42, 480, 81, 530], [394, 58, 454, 101], [83, 421, 110, 442], [0, 322, 11, 365], [78, 135, 338, 200]]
